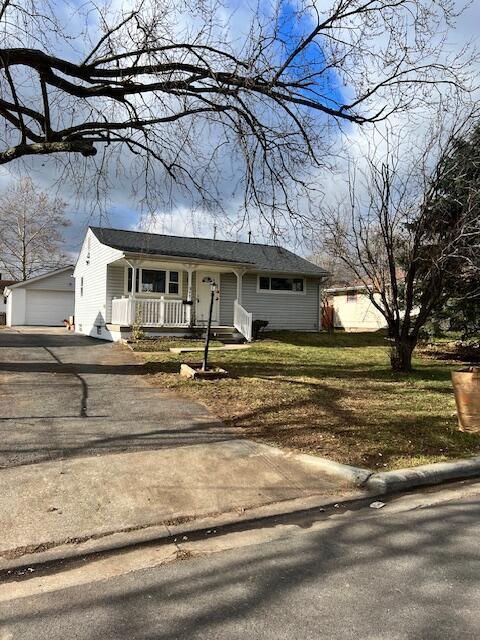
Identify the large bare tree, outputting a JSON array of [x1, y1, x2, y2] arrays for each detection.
[[322, 112, 480, 371], [0, 177, 69, 280], [0, 0, 474, 215]]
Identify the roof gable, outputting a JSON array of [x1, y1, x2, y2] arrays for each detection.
[[90, 227, 328, 277], [5, 266, 74, 290]]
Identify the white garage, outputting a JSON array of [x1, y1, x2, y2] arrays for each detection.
[[5, 266, 75, 326]]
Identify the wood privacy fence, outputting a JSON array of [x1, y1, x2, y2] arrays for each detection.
[[321, 303, 334, 332]]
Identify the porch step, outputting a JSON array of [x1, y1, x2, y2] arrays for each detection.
[[205, 328, 246, 344]]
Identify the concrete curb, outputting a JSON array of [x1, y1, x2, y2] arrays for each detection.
[[0, 489, 369, 573], [285, 452, 372, 486], [364, 456, 480, 494]]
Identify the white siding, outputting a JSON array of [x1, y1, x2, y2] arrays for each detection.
[[74, 229, 123, 339], [241, 274, 321, 331], [106, 265, 125, 322], [27, 270, 74, 291], [331, 292, 387, 331]]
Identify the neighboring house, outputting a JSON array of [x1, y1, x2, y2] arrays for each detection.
[[5, 266, 75, 326], [73, 227, 329, 342], [325, 285, 388, 332], [0, 275, 17, 320]]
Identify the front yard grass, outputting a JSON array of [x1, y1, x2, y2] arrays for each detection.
[[140, 331, 480, 471]]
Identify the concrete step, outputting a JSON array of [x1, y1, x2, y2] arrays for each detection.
[[205, 329, 245, 344]]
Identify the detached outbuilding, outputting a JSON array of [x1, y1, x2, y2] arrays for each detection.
[[5, 266, 75, 327], [325, 285, 388, 332]]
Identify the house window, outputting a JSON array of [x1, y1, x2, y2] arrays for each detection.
[[80, 277, 84, 296], [127, 267, 180, 294], [141, 269, 166, 293], [259, 277, 270, 290], [346, 291, 357, 303], [168, 271, 179, 294], [258, 276, 305, 293]]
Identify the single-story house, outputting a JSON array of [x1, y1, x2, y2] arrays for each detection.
[[5, 266, 75, 326], [325, 285, 388, 332], [73, 227, 329, 342]]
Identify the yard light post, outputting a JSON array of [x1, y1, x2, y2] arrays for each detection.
[[202, 277, 217, 371]]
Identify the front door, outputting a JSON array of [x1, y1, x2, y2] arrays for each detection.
[[196, 271, 220, 325]]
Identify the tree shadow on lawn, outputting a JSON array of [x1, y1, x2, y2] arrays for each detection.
[[228, 385, 479, 470]]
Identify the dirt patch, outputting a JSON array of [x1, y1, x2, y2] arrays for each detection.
[[418, 341, 480, 363]]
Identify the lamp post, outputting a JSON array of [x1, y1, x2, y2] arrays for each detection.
[[202, 277, 216, 371]]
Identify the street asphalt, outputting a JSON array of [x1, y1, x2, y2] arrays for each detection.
[[1, 482, 479, 639]]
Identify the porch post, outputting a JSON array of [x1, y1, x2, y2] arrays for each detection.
[[234, 269, 245, 305], [160, 295, 165, 326], [128, 297, 136, 325], [126, 261, 138, 326], [184, 265, 195, 326], [131, 266, 136, 294]]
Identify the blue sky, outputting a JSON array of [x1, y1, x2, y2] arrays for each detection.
[[276, 2, 346, 113]]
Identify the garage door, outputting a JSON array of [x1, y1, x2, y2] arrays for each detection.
[[25, 290, 74, 326]]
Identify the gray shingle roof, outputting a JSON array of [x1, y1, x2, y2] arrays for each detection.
[[90, 227, 328, 277]]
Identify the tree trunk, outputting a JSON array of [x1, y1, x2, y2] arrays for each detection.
[[390, 337, 416, 372]]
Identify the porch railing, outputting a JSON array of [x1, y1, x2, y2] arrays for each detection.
[[112, 297, 133, 326], [111, 296, 189, 327], [234, 299, 253, 341]]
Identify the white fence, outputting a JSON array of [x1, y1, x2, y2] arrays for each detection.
[[234, 300, 253, 341], [111, 296, 188, 327]]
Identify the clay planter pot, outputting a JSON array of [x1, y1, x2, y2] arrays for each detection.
[[451, 367, 480, 433], [180, 363, 228, 380]]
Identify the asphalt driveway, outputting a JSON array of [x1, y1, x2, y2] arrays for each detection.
[[0, 327, 229, 469], [0, 327, 359, 566]]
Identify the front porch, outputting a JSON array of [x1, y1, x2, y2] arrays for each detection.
[[107, 258, 253, 341]]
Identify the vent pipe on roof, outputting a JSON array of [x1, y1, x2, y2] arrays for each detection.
[[213, 224, 217, 240], [248, 231, 251, 243]]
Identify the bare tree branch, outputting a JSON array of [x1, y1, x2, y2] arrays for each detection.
[[0, 0, 475, 215]]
